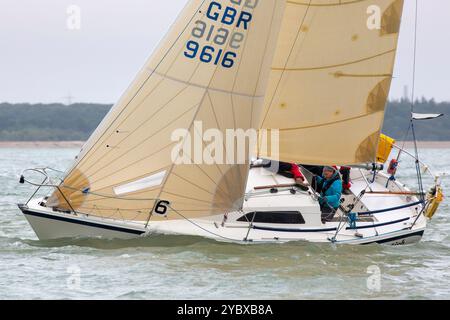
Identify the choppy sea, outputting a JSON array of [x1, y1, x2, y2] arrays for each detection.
[[0, 147, 449, 299]]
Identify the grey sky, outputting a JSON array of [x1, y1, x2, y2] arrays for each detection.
[[1, 0, 449, 104]]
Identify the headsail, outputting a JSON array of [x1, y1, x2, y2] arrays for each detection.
[[258, 0, 405, 165], [47, 0, 286, 221]]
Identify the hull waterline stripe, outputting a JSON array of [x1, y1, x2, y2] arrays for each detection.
[[252, 217, 410, 233], [20, 208, 146, 235]]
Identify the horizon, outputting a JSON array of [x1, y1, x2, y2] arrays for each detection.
[[2, 96, 450, 106], [1, 1, 450, 103]]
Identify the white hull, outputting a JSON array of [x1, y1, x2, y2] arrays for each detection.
[[19, 168, 428, 246], [19, 202, 426, 245]]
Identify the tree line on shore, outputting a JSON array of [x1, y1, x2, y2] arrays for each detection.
[[0, 99, 448, 141]]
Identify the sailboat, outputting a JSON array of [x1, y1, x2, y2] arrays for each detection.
[[18, 0, 444, 245]]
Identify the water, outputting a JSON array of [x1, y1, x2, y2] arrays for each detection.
[[0, 147, 449, 300]]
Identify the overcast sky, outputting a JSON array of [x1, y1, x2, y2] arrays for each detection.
[[1, 0, 449, 104]]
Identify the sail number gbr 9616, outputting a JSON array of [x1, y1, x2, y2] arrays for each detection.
[[184, 0, 259, 68]]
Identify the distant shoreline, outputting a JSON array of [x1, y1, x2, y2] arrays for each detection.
[[1, 140, 450, 149]]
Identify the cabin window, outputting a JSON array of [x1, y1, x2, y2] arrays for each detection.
[[237, 211, 306, 224]]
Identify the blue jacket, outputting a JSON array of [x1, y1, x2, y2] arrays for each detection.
[[316, 173, 343, 209]]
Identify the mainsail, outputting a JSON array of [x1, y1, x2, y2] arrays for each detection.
[[47, 0, 286, 221], [258, 0, 404, 165]]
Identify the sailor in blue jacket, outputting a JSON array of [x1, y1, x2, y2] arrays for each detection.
[[314, 166, 343, 222]]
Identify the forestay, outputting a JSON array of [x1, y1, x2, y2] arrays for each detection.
[[258, 0, 405, 165], [47, 0, 286, 221]]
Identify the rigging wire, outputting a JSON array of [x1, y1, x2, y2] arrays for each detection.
[[410, 0, 419, 115], [409, 0, 426, 203]]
